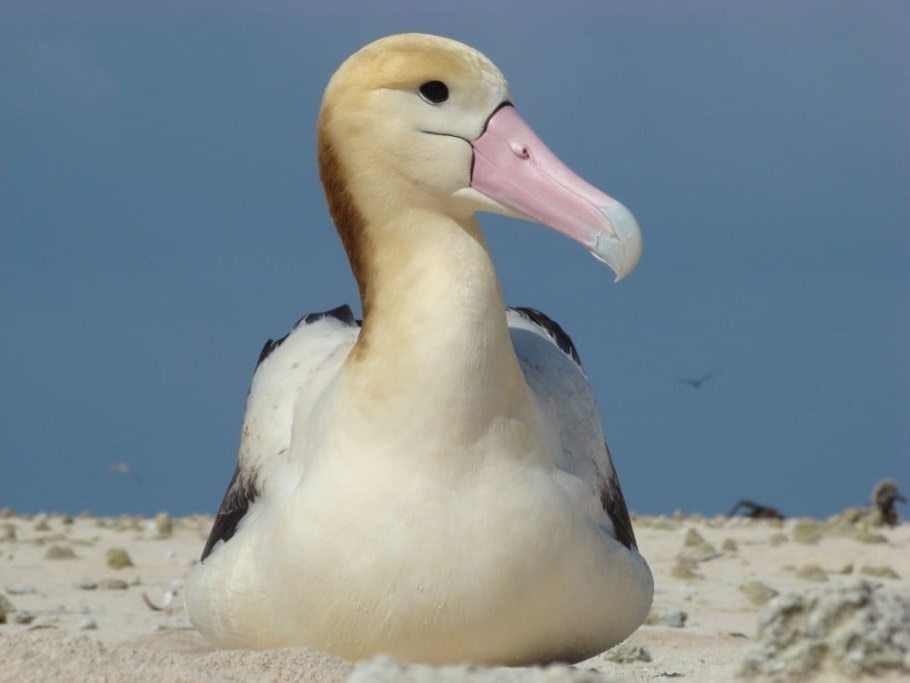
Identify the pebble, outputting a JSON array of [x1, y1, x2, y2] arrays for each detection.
[[0, 593, 15, 623], [739, 580, 779, 606], [97, 578, 129, 590], [4, 581, 36, 595], [73, 578, 98, 590], [646, 608, 688, 628], [670, 558, 703, 580], [602, 643, 653, 663], [790, 519, 823, 545], [677, 528, 719, 562], [153, 512, 173, 537], [795, 564, 828, 582], [682, 528, 709, 548], [830, 507, 865, 525], [739, 580, 910, 679], [106, 547, 134, 569], [44, 544, 77, 560], [77, 617, 98, 630], [768, 532, 788, 546], [853, 528, 888, 544], [659, 610, 688, 628], [13, 612, 35, 624], [861, 565, 900, 579], [114, 516, 143, 533], [650, 517, 679, 531]]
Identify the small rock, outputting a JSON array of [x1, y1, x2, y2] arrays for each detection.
[[739, 580, 779, 606], [44, 544, 76, 560], [73, 578, 98, 590], [768, 532, 788, 546], [795, 564, 828, 582], [861, 565, 900, 580], [114, 516, 142, 532], [670, 558, 703, 580], [683, 528, 709, 547], [659, 610, 688, 628], [33, 514, 50, 532], [836, 507, 866, 525], [678, 527, 719, 562], [97, 578, 129, 590], [0, 593, 16, 623], [791, 518, 823, 544], [77, 617, 98, 630], [106, 547, 134, 569], [721, 538, 738, 552], [13, 612, 35, 624], [854, 528, 888, 544], [645, 608, 688, 627], [838, 563, 854, 575], [153, 512, 173, 537], [4, 582, 36, 595], [0, 524, 16, 542], [652, 517, 679, 530], [603, 643, 653, 663]]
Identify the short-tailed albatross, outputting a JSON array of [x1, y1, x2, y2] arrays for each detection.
[[184, 33, 653, 665]]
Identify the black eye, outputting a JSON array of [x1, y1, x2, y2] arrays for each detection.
[[418, 80, 449, 104]]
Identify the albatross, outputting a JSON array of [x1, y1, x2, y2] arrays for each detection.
[[184, 33, 652, 665]]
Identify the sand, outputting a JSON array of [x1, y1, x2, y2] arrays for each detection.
[[1, 509, 907, 682]]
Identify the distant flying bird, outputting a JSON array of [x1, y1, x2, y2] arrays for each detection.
[[109, 462, 140, 483], [676, 371, 717, 389]]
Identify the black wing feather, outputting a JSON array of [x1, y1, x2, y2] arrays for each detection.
[[256, 305, 358, 370], [508, 306, 581, 366], [200, 463, 259, 561], [598, 440, 637, 550]]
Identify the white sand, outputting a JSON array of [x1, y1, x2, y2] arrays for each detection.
[[0, 511, 907, 682]]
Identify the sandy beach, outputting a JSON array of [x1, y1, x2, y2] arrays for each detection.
[[1, 509, 907, 682]]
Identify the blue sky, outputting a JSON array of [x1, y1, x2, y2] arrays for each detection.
[[1, 2, 907, 519]]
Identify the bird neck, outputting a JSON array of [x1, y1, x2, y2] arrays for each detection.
[[337, 209, 539, 447]]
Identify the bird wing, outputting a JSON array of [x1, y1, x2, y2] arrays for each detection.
[[200, 305, 360, 561], [507, 307, 637, 550]]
